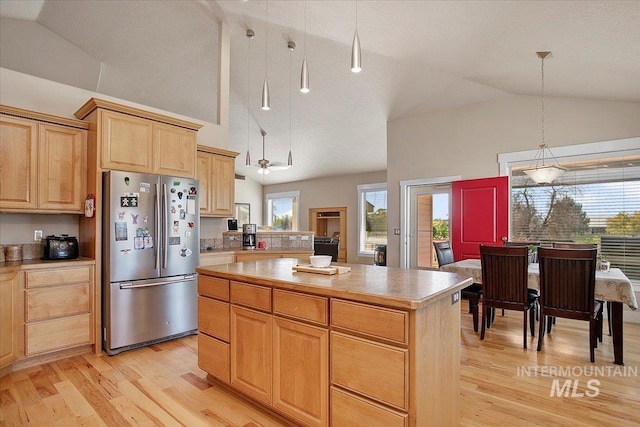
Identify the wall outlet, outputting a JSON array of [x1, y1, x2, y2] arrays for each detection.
[[394, 228, 401, 235], [451, 291, 460, 305], [33, 229, 43, 241]]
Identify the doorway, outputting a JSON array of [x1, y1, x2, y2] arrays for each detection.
[[400, 176, 459, 269]]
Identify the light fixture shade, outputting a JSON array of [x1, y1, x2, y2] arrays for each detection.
[[261, 79, 270, 110], [300, 58, 310, 93], [258, 167, 270, 175], [524, 165, 566, 184], [245, 150, 251, 166], [287, 149, 293, 166], [351, 30, 361, 73]]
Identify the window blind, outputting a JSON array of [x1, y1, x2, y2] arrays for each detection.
[[510, 155, 640, 281]]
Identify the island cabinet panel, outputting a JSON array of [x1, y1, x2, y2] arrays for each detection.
[[331, 387, 407, 427], [273, 289, 328, 326], [230, 305, 272, 405], [198, 296, 229, 342], [198, 276, 229, 301], [330, 299, 408, 344], [230, 281, 271, 312], [273, 317, 328, 427], [198, 333, 230, 383], [330, 331, 409, 411]]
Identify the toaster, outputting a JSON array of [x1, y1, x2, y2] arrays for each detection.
[[41, 235, 79, 260]]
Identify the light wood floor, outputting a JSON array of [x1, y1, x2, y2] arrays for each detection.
[[1, 302, 639, 426]]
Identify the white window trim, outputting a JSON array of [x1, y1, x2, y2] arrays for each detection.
[[265, 190, 300, 231], [357, 182, 387, 257], [399, 176, 461, 269], [498, 137, 640, 176]]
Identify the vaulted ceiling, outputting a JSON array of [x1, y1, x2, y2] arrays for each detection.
[[1, 0, 639, 184]]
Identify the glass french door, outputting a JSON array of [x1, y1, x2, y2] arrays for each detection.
[[408, 184, 451, 269]]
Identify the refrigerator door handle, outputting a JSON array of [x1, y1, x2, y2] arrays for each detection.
[[119, 275, 196, 289], [162, 183, 168, 269], [154, 183, 160, 270]]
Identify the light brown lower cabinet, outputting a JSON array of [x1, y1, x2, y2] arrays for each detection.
[[197, 270, 461, 426], [273, 317, 328, 427], [0, 271, 21, 369], [24, 265, 94, 356], [230, 305, 272, 405]]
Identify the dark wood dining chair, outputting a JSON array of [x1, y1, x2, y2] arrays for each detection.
[[434, 241, 483, 332], [536, 247, 603, 362], [479, 245, 537, 348], [549, 242, 608, 338]]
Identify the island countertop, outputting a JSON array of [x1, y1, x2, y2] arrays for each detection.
[[196, 257, 472, 310]]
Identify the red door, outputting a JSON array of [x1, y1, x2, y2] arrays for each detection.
[[451, 176, 509, 260]]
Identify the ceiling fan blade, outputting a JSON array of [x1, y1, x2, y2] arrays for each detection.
[[268, 163, 291, 171]]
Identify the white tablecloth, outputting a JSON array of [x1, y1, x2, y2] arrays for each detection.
[[441, 259, 637, 310]]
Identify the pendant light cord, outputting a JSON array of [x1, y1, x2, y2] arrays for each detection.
[[265, 0, 269, 80], [541, 55, 545, 150], [289, 43, 292, 152], [247, 34, 251, 157]]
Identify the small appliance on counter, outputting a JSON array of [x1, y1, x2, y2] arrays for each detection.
[[41, 235, 79, 260], [242, 224, 257, 250], [374, 244, 387, 266]]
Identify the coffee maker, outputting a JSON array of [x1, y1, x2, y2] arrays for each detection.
[[242, 224, 257, 250]]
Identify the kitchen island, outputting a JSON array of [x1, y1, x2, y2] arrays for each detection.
[[196, 258, 472, 427]]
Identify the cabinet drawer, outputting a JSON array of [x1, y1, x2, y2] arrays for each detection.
[[273, 289, 328, 326], [26, 313, 91, 355], [198, 276, 229, 301], [331, 299, 408, 344], [27, 283, 90, 321], [331, 332, 408, 411], [198, 333, 230, 383], [198, 296, 229, 342], [26, 266, 91, 288], [230, 281, 271, 312], [331, 387, 407, 427]]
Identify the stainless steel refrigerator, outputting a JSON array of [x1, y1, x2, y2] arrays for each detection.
[[103, 170, 200, 355]]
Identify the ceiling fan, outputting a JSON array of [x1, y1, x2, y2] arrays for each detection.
[[256, 129, 290, 174]]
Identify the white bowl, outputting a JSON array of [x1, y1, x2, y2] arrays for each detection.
[[310, 255, 332, 268]]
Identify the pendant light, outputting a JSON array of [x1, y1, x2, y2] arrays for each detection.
[[288, 41, 295, 166], [351, 0, 362, 73], [523, 51, 566, 184], [300, 0, 310, 93], [245, 29, 254, 166], [261, 0, 271, 110]]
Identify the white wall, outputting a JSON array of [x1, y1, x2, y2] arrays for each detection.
[[235, 175, 264, 226], [386, 95, 640, 268], [264, 170, 387, 264]]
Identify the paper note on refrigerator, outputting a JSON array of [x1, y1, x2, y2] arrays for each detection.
[[187, 195, 196, 215]]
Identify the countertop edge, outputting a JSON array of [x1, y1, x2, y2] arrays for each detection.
[[197, 261, 472, 310]]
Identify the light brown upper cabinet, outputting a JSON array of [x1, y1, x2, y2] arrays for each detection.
[[0, 105, 87, 213], [75, 98, 201, 178], [197, 145, 239, 217]]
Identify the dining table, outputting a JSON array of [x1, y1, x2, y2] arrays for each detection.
[[441, 259, 638, 365]]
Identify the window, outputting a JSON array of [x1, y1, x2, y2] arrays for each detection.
[[500, 138, 640, 282], [358, 183, 387, 255], [265, 191, 299, 231]]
